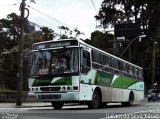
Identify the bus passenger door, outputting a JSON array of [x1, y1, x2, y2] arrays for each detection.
[[81, 49, 91, 74], [80, 48, 91, 83], [79, 47, 92, 100]]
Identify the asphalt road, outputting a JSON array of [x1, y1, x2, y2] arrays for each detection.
[[1, 101, 160, 119]]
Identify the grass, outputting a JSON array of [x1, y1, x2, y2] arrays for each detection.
[[0, 85, 15, 92]]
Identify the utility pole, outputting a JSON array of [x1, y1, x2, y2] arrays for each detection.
[[151, 37, 155, 89], [17, 0, 26, 106], [126, 7, 131, 61], [119, 35, 146, 58]]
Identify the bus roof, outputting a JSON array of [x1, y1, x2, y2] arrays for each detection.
[[78, 39, 143, 69], [32, 38, 143, 69]]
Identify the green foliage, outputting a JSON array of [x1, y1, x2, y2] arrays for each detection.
[[0, 13, 20, 84], [90, 30, 114, 53], [95, 0, 160, 89], [96, 0, 160, 37], [0, 13, 28, 90], [0, 85, 12, 92], [40, 26, 54, 41], [58, 26, 84, 39]]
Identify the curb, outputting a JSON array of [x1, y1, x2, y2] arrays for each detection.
[[0, 103, 81, 108]]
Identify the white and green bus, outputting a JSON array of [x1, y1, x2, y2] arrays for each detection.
[[28, 38, 144, 109]]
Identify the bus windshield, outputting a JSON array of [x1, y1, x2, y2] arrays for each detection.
[[30, 48, 79, 76]]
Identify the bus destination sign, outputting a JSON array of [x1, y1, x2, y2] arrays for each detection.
[[33, 40, 78, 50]]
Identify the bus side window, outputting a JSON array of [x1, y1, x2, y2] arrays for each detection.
[[139, 69, 143, 80], [92, 50, 102, 69], [119, 61, 123, 70], [112, 59, 115, 69], [132, 67, 135, 77], [129, 65, 133, 75], [126, 64, 129, 74], [102, 55, 112, 72], [135, 68, 138, 77], [122, 63, 126, 73], [108, 57, 112, 67], [119, 61, 123, 75]]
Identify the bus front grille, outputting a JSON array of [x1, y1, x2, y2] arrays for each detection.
[[38, 94, 61, 100], [40, 87, 61, 91]]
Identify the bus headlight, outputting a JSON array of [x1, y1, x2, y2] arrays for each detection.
[[62, 87, 66, 91], [30, 87, 39, 92], [31, 88, 35, 91], [36, 87, 39, 91]]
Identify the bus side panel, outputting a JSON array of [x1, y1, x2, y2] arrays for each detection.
[[121, 89, 144, 102], [121, 89, 131, 102], [133, 81, 144, 101], [78, 69, 102, 101], [112, 88, 122, 102], [79, 84, 96, 100], [72, 76, 80, 91], [134, 90, 144, 102], [101, 86, 112, 102], [121, 81, 144, 102], [111, 75, 141, 102]]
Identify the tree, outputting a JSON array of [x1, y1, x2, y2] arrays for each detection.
[[0, 13, 56, 91], [90, 30, 114, 53], [96, 0, 160, 37], [58, 26, 70, 39], [0, 13, 20, 90], [40, 26, 54, 41], [73, 28, 84, 37], [95, 0, 160, 89], [0, 13, 20, 51], [58, 26, 84, 39]]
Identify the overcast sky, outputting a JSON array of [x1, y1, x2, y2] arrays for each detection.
[[0, 0, 102, 39]]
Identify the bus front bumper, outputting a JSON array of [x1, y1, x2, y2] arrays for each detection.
[[28, 92, 79, 101]]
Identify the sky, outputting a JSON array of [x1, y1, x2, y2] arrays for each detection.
[[0, 0, 102, 39]]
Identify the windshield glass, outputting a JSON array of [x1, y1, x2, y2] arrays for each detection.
[[30, 48, 79, 76]]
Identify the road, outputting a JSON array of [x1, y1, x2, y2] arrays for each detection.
[[0, 101, 160, 119]]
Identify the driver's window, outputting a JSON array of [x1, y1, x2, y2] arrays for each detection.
[[56, 58, 67, 70], [31, 51, 51, 75], [51, 51, 68, 73]]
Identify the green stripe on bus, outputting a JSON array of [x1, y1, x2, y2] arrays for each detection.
[[32, 77, 72, 86], [93, 70, 139, 89], [112, 76, 138, 89], [32, 78, 53, 86], [95, 71, 114, 86], [53, 77, 72, 85]]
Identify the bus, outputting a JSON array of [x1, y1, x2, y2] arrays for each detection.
[[28, 38, 144, 109]]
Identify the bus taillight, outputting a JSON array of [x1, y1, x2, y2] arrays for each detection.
[[67, 86, 71, 90], [73, 86, 79, 90]]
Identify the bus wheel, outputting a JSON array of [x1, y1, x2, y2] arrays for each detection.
[[121, 92, 134, 107], [51, 102, 64, 109], [100, 102, 107, 108], [128, 92, 134, 106], [88, 90, 100, 109]]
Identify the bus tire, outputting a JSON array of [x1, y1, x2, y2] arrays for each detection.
[[51, 102, 64, 109], [121, 92, 134, 107], [100, 102, 107, 108], [128, 92, 134, 105], [87, 90, 100, 109]]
